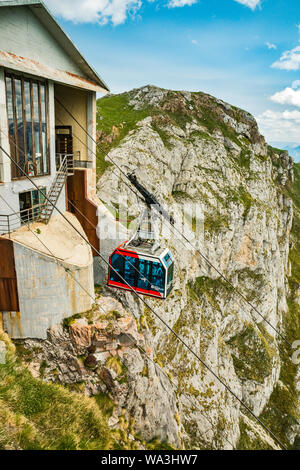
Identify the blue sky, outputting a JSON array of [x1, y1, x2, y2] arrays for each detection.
[[44, 0, 300, 159]]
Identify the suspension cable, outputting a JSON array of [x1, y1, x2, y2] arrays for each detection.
[[0, 193, 236, 450], [0, 143, 287, 450], [54, 100, 292, 348]]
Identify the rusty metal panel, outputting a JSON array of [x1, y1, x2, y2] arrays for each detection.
[[0, 238, 19, 311], [0, 50, 106, 93], [0, 279, 19, 311], [67, 169, 100, 256]]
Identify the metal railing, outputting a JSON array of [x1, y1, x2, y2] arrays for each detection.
[[39, 153, 74, 224], [0, 163, 4, 183], [73, 160, 93, 169], [0, 155, 74, 235], [56, 153, 74, 174], [0, 205, 43, 237]]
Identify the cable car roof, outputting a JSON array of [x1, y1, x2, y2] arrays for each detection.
[[121, 241, 172, 260]]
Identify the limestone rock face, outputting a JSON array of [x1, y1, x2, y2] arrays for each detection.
[[20, 295, 181, 448], [18, 86, 299, 450], [94, 86, 298, 449]]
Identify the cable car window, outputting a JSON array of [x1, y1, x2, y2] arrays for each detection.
[[137, 259, 151, 290], [151, 261, 165, 294], [167, 262, 174, 284], [124, 256, 137, 287], [163, 252, 173, 268], [164, 253, 170, 263], [110, 254, 124, 284]]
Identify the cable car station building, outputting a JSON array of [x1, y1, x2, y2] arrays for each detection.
[[0, 1, 109, 339]]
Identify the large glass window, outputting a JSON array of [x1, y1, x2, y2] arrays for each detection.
[[110, 254, 124, 284], [124, 256, 137, 288], [167, 262, 174, 284], [137, 259, 151, 290], [5, 73, 49, 179], [19, 187, 46, 224], [151, 262, 165, 294]]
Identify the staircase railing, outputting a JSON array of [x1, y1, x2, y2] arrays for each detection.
[[39, 153, 74, 224], [0, 205, 43, 237]]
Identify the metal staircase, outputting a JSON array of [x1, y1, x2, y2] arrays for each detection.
[[39, 154, 74, 224]]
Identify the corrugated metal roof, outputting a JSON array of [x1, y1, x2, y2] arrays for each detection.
[[0, 0, 110, 92]]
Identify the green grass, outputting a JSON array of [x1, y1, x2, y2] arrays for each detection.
[[227, 185, 254, 217], [204, 212, 230, 233], [259, 162, 300, 449], [63, 313, 82, 329], [151, 122, 174, 149], [171, 190, 191, 200], [237, 415, 274, 450], [227, 324, 276, 384], [239, 148, 251, 170], [94, 392, 115, 418], [0, 328, 172, 450], [188, 276, 234, 310], [189, 130, 215, 142], [268, 144, 286, 157], [0, 328, 119, 450], [96, 87, 256, 180]]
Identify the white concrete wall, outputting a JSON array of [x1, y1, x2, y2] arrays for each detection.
[[0, 74, 66, 229], [0, 67, 11, 183], [2, 241, 94, 339], [87, 91, 97, 168], [0, 6, 84, 77]]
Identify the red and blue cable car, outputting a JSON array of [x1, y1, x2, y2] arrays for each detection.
[[108, 242, 174, 299]]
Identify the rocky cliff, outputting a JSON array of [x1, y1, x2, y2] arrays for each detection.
[[94, 85, 299, 449], [7, 85, 299, 450]]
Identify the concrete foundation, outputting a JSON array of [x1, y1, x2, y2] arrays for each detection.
[[1, 212, 94, 339]]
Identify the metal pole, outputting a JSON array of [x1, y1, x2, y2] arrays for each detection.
[[7, 215, 10, 239]]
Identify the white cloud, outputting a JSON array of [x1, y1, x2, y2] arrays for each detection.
[[260, 109, 300, 122], [233, 0, 261, 10], [266, 42, 277, 50], [257, 108, 300, 142], [272, 45, 300, 71], [45, 0, 142, 25], [292, 80, 300, 89], [168, 0, 197, 7], [45, 0, 198, 24], [271, 87, 300, 107], [191, 39, 198, 45]]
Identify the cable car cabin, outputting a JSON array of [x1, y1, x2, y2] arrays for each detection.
[[108, 242, 175, 299]]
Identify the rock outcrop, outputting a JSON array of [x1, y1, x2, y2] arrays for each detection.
[[16, 86, 299, 450], [94, 86, 299, 449]]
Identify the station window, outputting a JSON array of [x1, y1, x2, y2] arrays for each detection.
[[5, 73, 49, 179], [19, 187, 46, 223]]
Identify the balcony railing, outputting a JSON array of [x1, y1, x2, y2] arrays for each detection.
[[56, 153, 74, 174], [0, 164, 3, 183], [0, 205, 43, 237], [73, 160, 93, 169]]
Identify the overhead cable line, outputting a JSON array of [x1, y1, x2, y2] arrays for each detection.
[[0, 193, 236, 451], [54, 98, 292, 348], [0, 142, 287, 450]]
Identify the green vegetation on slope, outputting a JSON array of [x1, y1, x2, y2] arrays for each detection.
[[237, 415, 274, 450], [0, 328, 134, 450], [96, 86, 263, 178], [96, 92, 154, 175], [259, 163, 300, 449], [95, 88, 299, 449], [228, 324, 276, 384]]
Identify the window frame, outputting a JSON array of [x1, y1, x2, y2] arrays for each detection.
[[5, 71, 50, 180], [18, 186, 47, 224]]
